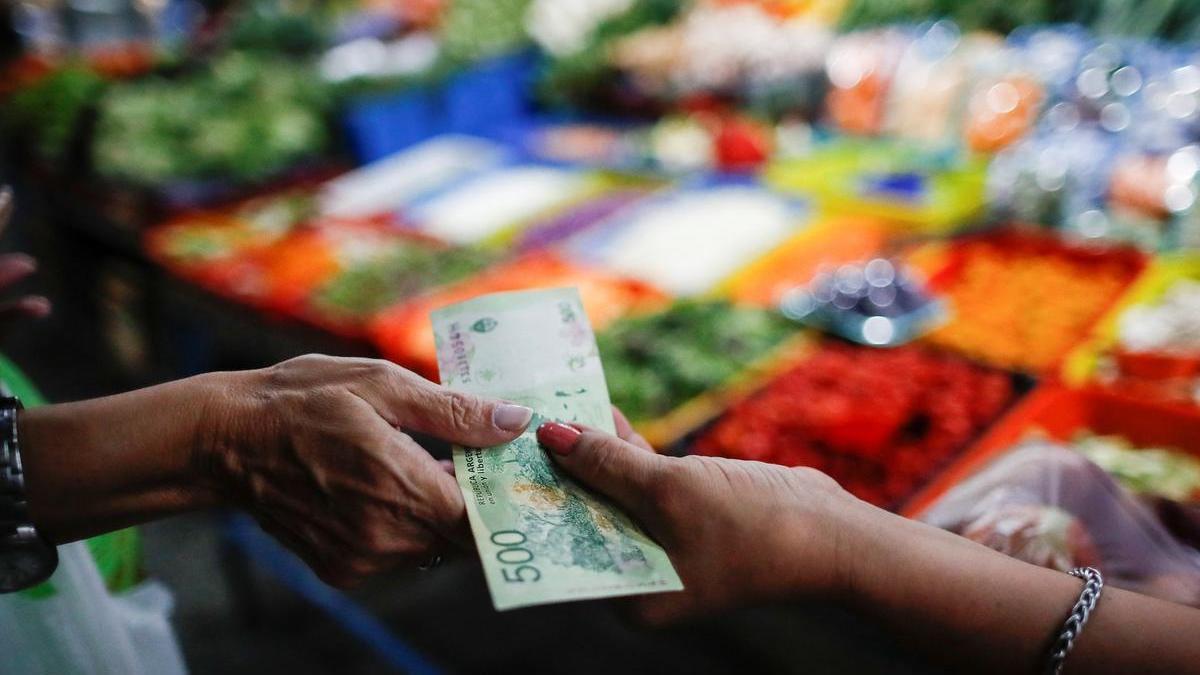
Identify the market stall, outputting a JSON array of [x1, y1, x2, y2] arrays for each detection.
[[5, 0, 1200, 672]]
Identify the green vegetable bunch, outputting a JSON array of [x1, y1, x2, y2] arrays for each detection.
[[4, 66, 106, 164], [225, 0, 329, 55], [597, 299, 796, 421], [839, 0, 1200, 41], [92, 52, 332, 185], [439, 0, 534, 64], [311, 244, 493, 319]]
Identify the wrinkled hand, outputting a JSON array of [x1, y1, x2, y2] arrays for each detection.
[[536, 419, 871, 624], [0, 187, 51, 325], [210, 354, 533, 587]]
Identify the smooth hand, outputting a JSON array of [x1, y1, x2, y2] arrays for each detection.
[[536, 419, 871, 623]]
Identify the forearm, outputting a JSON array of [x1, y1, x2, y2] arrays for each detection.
[[842, 506, 1200, 673], [19, 371, 253, 543]]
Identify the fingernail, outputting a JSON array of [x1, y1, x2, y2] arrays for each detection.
[[492, 403, 533, 432], [537, 422, 581, 456], [8, 254, 35, 271]]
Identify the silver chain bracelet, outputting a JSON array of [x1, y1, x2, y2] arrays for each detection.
[[1045, 567, 1104, 675]]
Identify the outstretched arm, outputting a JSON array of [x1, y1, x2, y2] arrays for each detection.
[[537, 422, 1200, 674], [18, 355, 534, 586]]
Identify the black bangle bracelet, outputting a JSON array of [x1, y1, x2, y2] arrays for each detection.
[[1045, 567, 1104, 675]]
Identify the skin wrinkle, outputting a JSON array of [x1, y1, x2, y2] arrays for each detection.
[[21, 353, 530, 586]]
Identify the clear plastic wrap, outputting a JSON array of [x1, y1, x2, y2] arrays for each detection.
[[923, 441, 1200, 607]]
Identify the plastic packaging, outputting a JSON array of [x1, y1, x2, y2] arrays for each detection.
[[824, 28, 913, 135], [923, 441, 1200, 607], [0, 543, 188, 674], [885, 23, 1004, 147], [779, 257, 945, 346]]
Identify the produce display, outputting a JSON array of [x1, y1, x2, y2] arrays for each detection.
[[914, 231, 1144, 373], [19, 0, 1200, 605], [306, 242, 492, 331], [1117, 279, 1200, 356], [92, 52, 332, 184], [693, 341, 1017, 508], [368, 253, 668, 377], [596, 299, 798, 424], [144, 192, 318, 286], [1075, 434, 1200, 502], [720, 215, 889, 305]]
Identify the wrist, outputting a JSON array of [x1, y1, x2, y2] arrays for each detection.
[[770, 477, 886, 604], [188, 368, 271, 505]]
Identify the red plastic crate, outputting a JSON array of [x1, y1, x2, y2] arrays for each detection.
[[903, 385, 1200, 518]]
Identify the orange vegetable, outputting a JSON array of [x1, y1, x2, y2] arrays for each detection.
[[964, 75, 1043, 153], [918, 231, 1144, 373]]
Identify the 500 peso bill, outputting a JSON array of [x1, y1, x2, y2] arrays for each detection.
[[431, 287, 682, 610]]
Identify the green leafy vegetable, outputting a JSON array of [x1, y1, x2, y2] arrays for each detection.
[[92, 52, 332, 185], [597, 299, 795, 421]]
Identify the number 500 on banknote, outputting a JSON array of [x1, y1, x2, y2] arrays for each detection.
[[431, 287, 683, 610]]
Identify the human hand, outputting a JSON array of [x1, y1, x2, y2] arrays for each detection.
[[210, 354, 534, 587], [536, 420, 874, 624], [0, 187, 51, 325]]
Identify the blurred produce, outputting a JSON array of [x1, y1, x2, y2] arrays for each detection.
[[838, 0, 1200, 41], [224, 0, 329, 55], [596, 299, 796, 423], [765, 137, 987, 234], [913, 230, 1143, 373], [2, 64, 105, 163], [145, 192, 317, 281], [607, 2, 832, 107], [368, 253, 668, 376], [1118, 279, 1200, 355], [305, 236, 493, 333], [533, 0, 683, 107], [439, 0, 532, 63], [824, 27, 910, 134], [92, 52, 333, 185], [694, 340, 1016, 508], [1063, 253, 1200, 405], [1076, 434, 1200, 502], [721, 214, 889, 305]]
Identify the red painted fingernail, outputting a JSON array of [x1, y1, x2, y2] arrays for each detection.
[[537, 422, 582, 456]]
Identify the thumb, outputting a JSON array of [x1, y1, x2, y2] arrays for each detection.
[[356, 363, 533, 448], [536, 422, 662, 512]]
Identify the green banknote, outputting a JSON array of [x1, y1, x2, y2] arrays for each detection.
[[431, 287, 683, 610]]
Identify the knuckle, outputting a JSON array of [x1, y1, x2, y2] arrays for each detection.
[[790, 466, 841, 492], [368, 359, 398, 382], [445, 390, 478, 433]]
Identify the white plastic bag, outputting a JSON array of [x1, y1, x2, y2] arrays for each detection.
[[923, 441, 1200, 607], [0, 542, 187, 675]]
